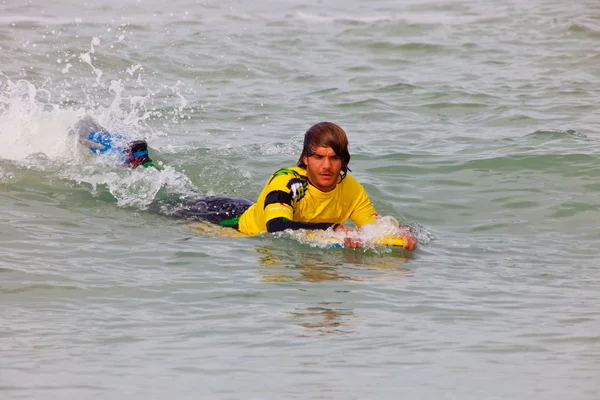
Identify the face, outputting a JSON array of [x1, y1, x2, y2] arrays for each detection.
[[302, 145, 342, 192]]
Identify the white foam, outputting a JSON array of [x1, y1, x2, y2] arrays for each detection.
[[0, 70, 198, 208], [0, 76, 84, 163], [65, 164, 196, 209], [282, 216, 421, 251]]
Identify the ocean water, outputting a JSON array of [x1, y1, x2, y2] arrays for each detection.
[[1, 0, 599, 399]]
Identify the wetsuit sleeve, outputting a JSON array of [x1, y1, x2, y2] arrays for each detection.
[[266, 218, 335, 233], [350, 183, 379, 228], [262, 174, 295, 223]]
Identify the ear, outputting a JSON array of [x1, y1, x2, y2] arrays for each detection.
[[302, 154, 308, 166]]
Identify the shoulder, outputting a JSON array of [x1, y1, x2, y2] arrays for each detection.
[[268, 167, 307, 184], [339, 172, 362, 188], [266, 167, 308, 200]]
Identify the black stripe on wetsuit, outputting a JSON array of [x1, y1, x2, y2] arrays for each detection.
[[263, 190, 336, 233]]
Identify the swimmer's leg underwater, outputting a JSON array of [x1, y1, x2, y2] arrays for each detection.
[[150, 196, 254, 230]]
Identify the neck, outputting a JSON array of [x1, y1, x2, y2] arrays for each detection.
[[307, 177, 336, 192]]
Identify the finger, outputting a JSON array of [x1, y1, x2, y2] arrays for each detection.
[[344, 237, 361, 248], [402, 236, 416, 250]]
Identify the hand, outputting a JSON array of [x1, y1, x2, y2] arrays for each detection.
[[334, 224, 363, 248], [400, 231, 417, 251], [333, 224, 355, 234]]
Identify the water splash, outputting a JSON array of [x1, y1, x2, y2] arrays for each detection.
[[63, 164, 198, 209], [0, 75, 83, 163], [79, 36, 104, 88], [0, 52, 198, 210], [280, 216, 431, 251]]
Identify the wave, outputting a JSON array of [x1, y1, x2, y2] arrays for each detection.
[[292, 11, 396, 25], [567, 23, 600, 38]]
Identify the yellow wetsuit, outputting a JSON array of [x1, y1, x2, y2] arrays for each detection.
[[238, 167, 378, 235]]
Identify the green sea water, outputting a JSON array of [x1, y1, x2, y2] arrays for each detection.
[[1, 1, 599, 399]]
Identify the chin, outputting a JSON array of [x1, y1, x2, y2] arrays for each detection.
[[318, 181, 335, 190]]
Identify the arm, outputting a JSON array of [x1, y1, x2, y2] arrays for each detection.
[[342, 180, 417, 250], [348, 181, 378, 228], [266, 218, 335, 233]]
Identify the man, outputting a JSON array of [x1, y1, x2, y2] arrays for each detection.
[[236, 122, 417, 250], [76, 118, 416, 250]]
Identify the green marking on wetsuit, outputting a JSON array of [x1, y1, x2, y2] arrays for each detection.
[[268, 168, 308, 201], [219, 216, 241, 227], [268, 168, 302, 184]]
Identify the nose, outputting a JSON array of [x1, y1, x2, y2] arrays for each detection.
[[323, 157, 332, 169]]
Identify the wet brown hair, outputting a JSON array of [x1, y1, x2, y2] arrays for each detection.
[[297, 122, 351, 175]]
